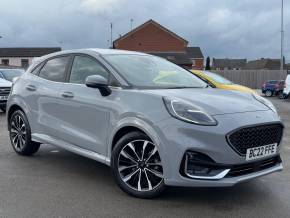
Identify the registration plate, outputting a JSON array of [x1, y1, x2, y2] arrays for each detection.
[[0, 96, 8, 101], [246, 143, 277, 161]]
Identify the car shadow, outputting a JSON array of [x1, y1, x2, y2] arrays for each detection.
[[30, 146, 273, 203]]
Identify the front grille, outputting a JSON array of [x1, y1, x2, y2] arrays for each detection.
[[0, 87, 11, 96], [227, 124, 283, 155], [226, 156, 281, 177]]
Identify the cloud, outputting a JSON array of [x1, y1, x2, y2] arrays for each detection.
[[80, 0, 126, 14], [0, 0, 289, 62]]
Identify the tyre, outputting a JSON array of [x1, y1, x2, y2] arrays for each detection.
[[111, 131, 165, 198], [265, 90, 273, 97], [278, 91, 285, 99], [9, 110, 40, 156]]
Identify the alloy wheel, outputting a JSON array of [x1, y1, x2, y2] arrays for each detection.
[[10, 114, 27, 151], [118, 140, 163, 192], [265, 90, 272, 97]]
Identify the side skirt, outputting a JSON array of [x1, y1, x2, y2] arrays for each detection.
[[32, 133, 111, 166]]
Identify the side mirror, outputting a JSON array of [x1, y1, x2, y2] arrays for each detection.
[[85, 75, 111, 96]]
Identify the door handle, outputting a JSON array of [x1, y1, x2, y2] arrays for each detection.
[[61, 92, 74, 98], [26, 85, 37, 91]]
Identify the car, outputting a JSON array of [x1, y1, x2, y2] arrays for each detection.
[[0, 68, 25, 82], [0, 78, 12, 112], [262, 80, 285, 97], [191, 70, 256, 94], [7, 49, 284, 198], [283, 74, 290, 99]]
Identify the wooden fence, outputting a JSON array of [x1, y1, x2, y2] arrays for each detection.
[[212, 70, 288, 89]]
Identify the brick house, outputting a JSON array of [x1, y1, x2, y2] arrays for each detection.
[[0, 47, 61, 69], [113, 19, 204, 69]]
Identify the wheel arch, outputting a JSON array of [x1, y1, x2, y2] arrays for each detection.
[[108, 118, 164, 161], [7, 104, 25, 130], [7, 96, 31, 129]]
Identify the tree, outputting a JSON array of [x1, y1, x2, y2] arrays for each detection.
[[205, 56, 211, 70]]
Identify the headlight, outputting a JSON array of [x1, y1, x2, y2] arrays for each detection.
[[253, 93, 277, 113], [163, 97, 217, 126]]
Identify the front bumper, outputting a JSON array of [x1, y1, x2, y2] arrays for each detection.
[[167, 160, 283, 187], [0, 101, 7, 107], [154, 110, 283, 187]]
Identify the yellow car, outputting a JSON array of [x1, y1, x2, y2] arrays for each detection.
[[191, 70, 256, 93]]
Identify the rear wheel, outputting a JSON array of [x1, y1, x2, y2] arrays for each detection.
[[265, 90, 273, 97], [111, 131, 165, 198], [9, 110, 40, 156]]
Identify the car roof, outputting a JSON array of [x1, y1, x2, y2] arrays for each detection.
[[44, 48, 147, 58], [32, 48, 150, 65], [90, 48, 148, 55]]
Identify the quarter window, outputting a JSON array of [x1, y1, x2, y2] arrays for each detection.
[[39, 56, 70, 82], [69, 56, 109, 84], [30, 64, 43, 75]]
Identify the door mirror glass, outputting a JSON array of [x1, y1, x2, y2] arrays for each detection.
[[85, 75, 111, 96]]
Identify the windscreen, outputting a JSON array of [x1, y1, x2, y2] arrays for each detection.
[[104, 54, 207, 88]]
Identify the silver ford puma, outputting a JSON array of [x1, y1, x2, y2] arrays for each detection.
[[7, 49, 283, 198]]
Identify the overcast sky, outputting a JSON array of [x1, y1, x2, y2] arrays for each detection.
[[0, 0, 289, 62]]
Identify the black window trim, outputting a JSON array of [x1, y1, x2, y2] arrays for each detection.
[[29, 62, 45, 76], [65, 53, 121, 87]]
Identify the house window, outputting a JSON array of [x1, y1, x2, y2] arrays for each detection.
[[1, 59, 9, 66], [21, 59, 29, 69], [191, 59, 196, 67]]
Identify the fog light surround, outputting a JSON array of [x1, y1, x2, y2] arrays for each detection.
[[183, 151, 230, 180]]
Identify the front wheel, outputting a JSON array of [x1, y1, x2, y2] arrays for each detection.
[[111, 131, 165, 198], [9, 110, 41, 156]]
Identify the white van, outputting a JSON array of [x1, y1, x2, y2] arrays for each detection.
[[283, 74, 290, 99]]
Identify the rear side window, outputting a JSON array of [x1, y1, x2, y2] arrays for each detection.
[[69, 55, 109, 84], [39, 56, 70, 82]]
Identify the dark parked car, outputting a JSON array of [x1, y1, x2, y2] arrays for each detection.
[[262, 80, 285, 97]]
